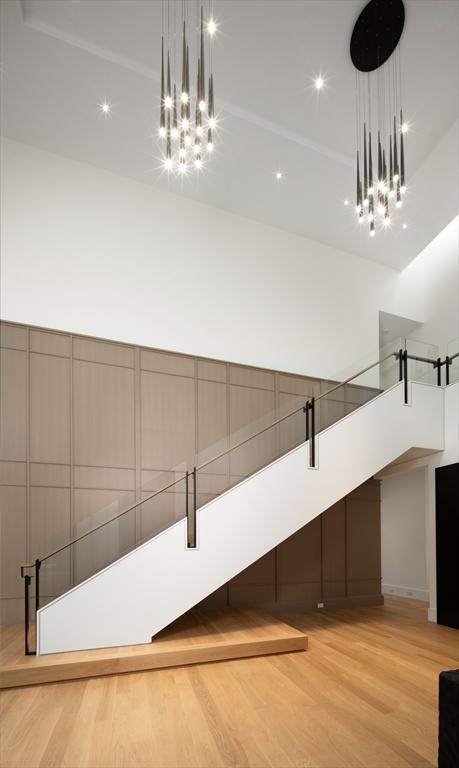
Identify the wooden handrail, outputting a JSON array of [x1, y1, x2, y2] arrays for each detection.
[[313, 351, 396, 404], [193, 352, 395, 473], [196, 352, 397, 470], [20, 349, 397, 570]]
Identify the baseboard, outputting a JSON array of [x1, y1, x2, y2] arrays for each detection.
[[382, 583, 429, 602], [254, 594, 384, 615]]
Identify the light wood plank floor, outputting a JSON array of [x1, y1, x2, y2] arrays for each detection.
[[1, 597, 458, 768]]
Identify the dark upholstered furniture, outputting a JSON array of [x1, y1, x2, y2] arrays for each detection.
[[439, 669, 459, 768]]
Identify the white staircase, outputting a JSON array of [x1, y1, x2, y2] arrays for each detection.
[[36, 381, 445, 654]]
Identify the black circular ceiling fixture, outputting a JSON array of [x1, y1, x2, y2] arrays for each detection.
[[350, 0, 405, 72]]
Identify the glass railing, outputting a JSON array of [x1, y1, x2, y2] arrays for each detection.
[[20, 338, 450, 654], [401, 336, 459, 386], [404, 338, 440, 386], [379, 338, 404, 391], [329, 337, 402, 391]]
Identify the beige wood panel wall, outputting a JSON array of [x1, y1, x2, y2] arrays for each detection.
[[0, 321, 380, 624], [198, 480, 382, 612]]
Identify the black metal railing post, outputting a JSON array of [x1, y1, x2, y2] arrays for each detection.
[[21, 566, 33, 656], [435, 357, 442, 386], [398, 349, 403, 382], [185, 470, 190, 547], [309, 397, 316, 468], [303, 401, 309, 442], [35, 559, 41, 615], [445, 356, 450, 386], [24, 574, 31, 654], [187, 467, 197, 549], [403, 349, 408, 404]]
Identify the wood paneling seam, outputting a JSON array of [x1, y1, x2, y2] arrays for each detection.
[[70, 335, 74, 586], [26, 328, 30, 565]]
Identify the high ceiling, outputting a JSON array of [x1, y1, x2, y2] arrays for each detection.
[[1, 0, 458, 270]]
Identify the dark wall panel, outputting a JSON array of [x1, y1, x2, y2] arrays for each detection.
[[199, 479, 382, 612], [436, 463, 459, 630]]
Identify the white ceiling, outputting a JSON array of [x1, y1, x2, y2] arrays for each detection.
[[1, 0, 458, 270]]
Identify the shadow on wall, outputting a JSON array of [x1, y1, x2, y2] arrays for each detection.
[[380, 467, 428, 602]]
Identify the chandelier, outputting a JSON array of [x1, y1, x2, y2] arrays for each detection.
[[351, 0, 407, 236], [159, 2, 217, 176]]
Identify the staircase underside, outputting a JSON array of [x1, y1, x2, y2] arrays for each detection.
[[0, 608, 307, 689]]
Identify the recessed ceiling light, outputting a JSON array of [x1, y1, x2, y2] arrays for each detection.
[[403, 223, 407, 229], [207, 17, 217, 36], [315, 76, 325, 90], [99, 101, 112, 116], [344, 199, 349, 206], [275, 171, 283, 181]]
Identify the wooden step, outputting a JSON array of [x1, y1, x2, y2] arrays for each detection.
[[0, 608, 307, 689]]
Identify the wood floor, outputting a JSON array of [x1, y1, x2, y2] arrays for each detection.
[[0, 609, 307, 689], [1, 597, 458, 768]]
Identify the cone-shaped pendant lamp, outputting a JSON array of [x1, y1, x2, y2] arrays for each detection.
[[368, 131, 373, 194], [363, 123, 368, 202], [389, 136, 393, 193], [160, 37, 165, 131], [400, 109, 405, 191], [356, 150, 361, 210]]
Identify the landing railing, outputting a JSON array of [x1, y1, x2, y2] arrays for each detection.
[[20, 341, 457, 654]]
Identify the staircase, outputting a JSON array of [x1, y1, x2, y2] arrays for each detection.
[[34, 377, 445, 655]]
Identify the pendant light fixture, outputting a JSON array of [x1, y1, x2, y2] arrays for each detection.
[[351, 0, 408, 236], [159, 1, 217, 176]]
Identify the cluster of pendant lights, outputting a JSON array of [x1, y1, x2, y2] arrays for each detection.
[[159, 2, 216, 175], [157, 0, 409, 239], [355, 110, 407, 237], [352, 0, 408, 237]]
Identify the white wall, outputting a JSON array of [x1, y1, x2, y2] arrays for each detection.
[[381, 469, 428, 601], [400, 216, 459, 357], [379, 382, 459, 622], [380, 216, 458, 615], [2, 136, 456, 629], [1, 137, 425, 380]]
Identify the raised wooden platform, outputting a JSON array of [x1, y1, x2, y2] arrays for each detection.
[[0, 608, 307, 689]]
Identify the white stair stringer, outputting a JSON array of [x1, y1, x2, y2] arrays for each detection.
[[37, 382, 444, 654]]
